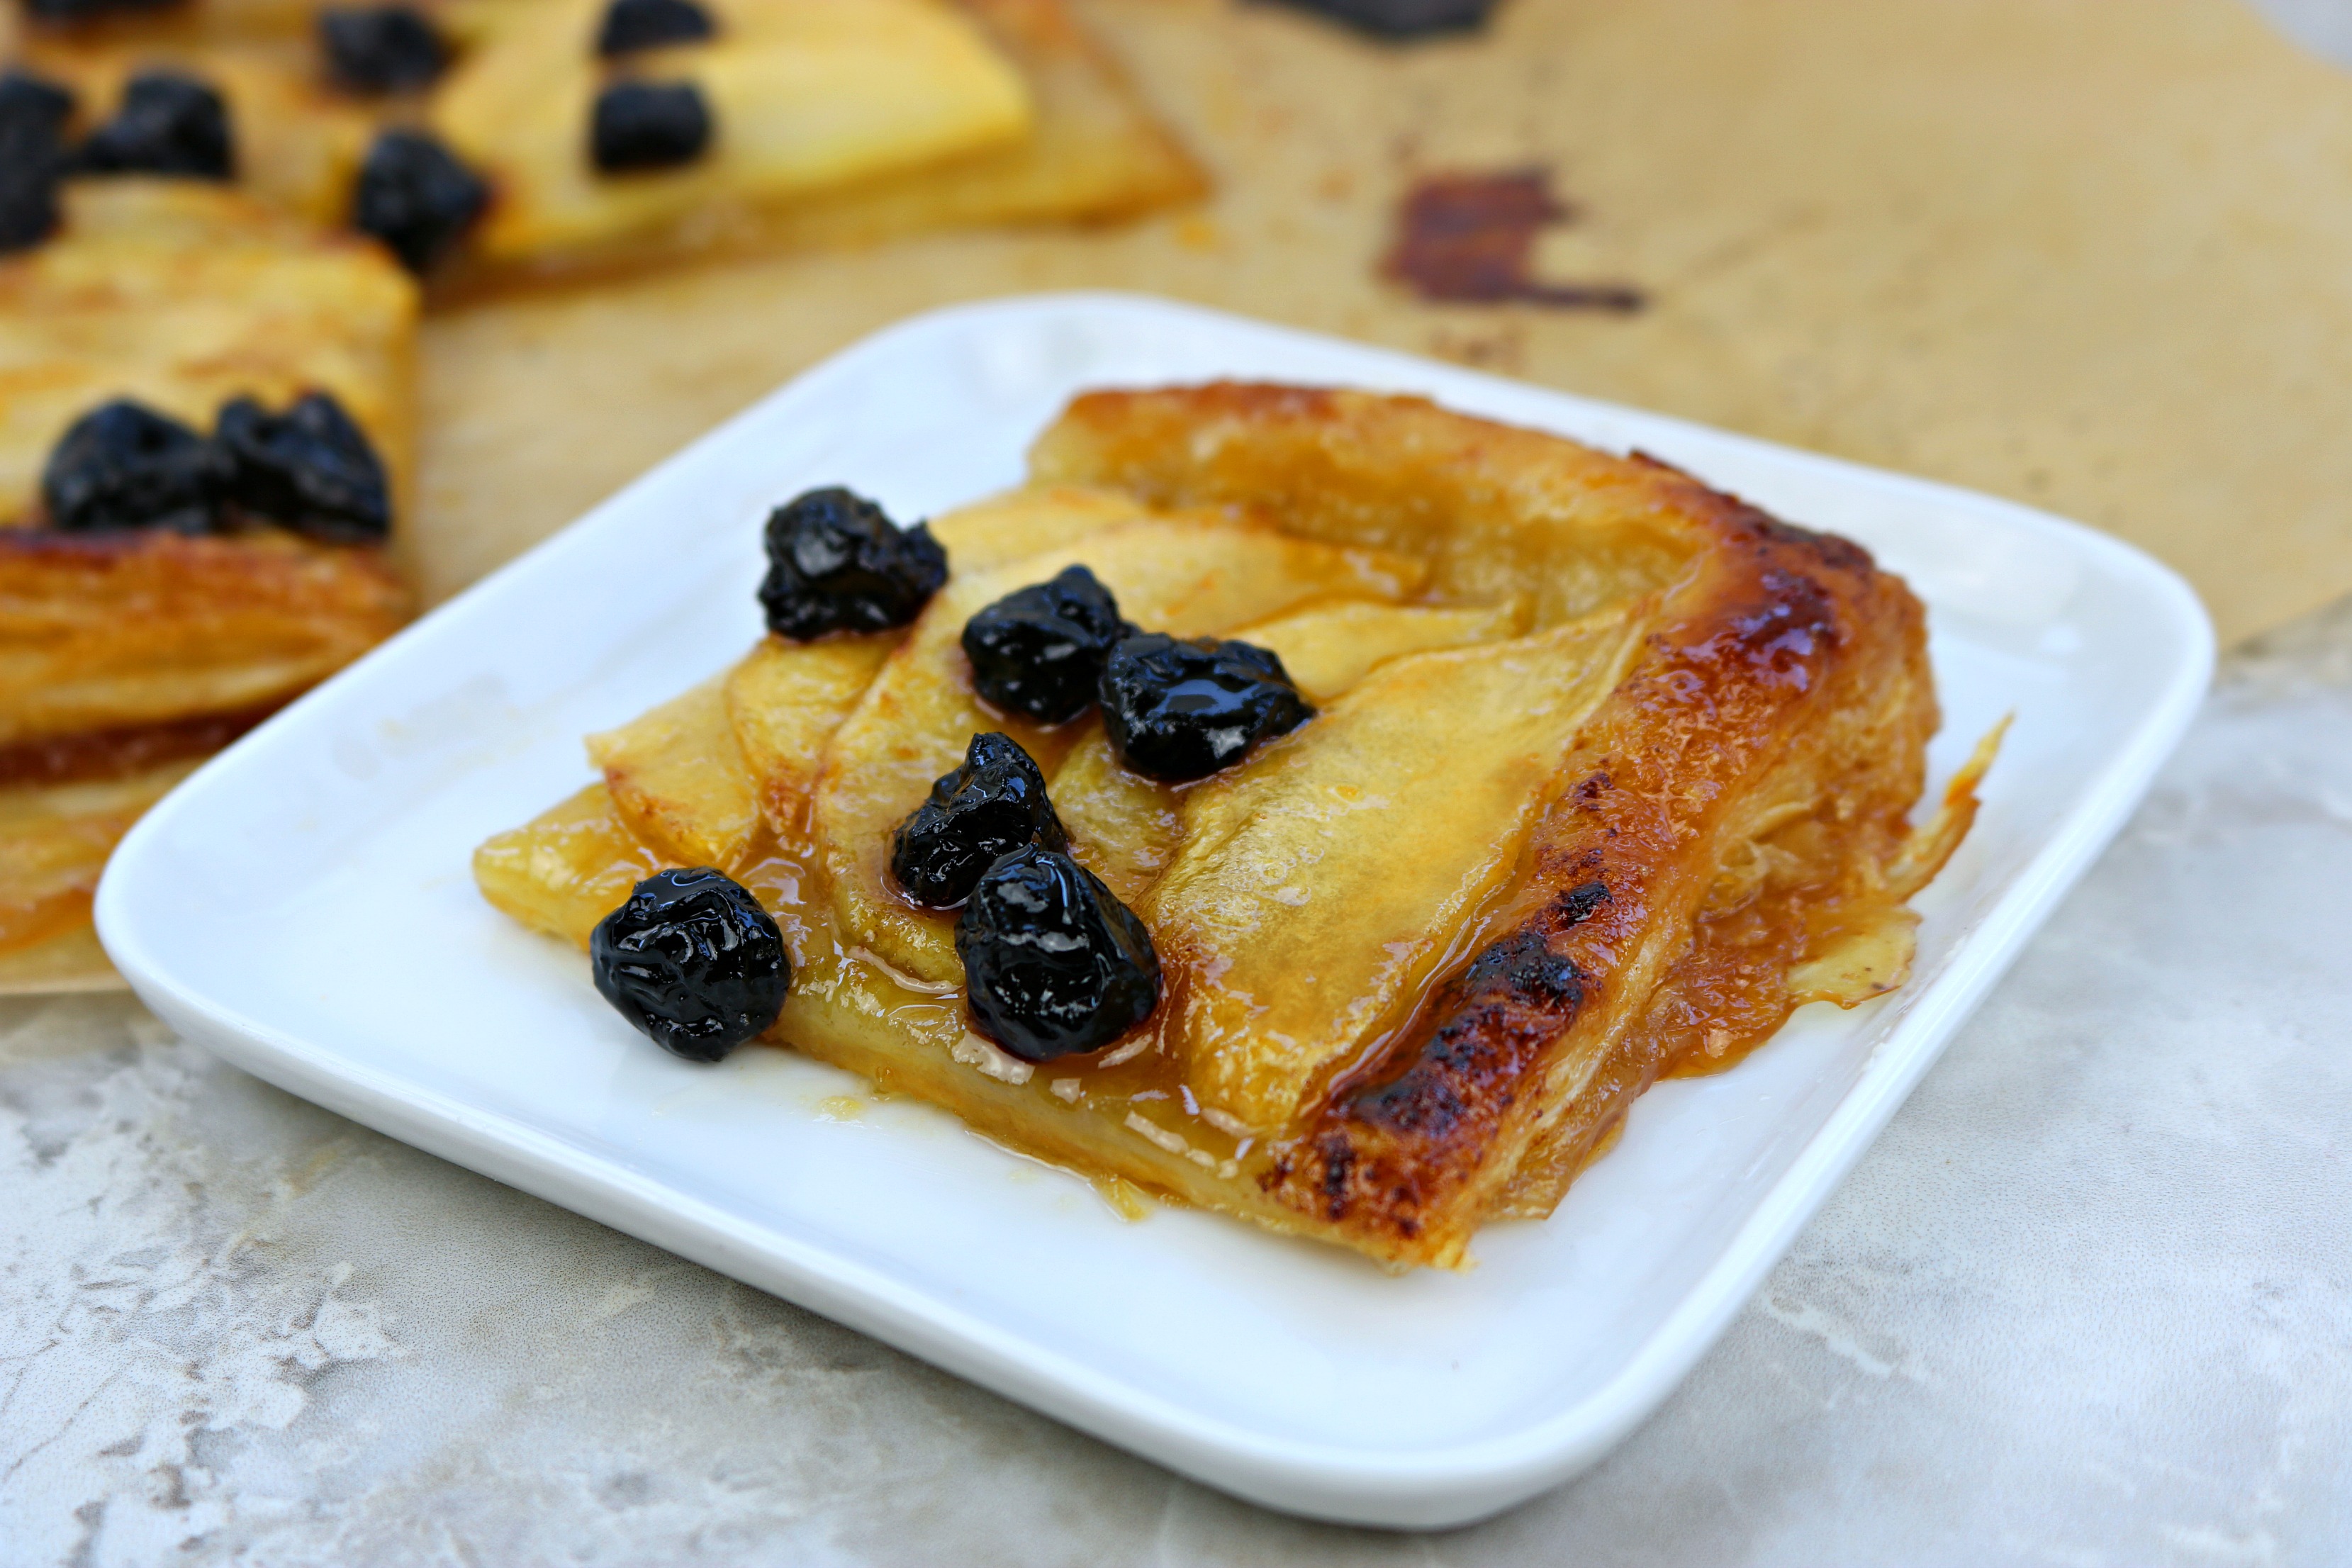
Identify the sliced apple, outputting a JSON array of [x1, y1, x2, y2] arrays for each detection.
[[1148, 610, 1653, 1134], [1049, 724, 1178, 910], [586, 674, 761, 871], [473, 782, 669, 948], [813, 517, 1427, 983], [434, 0, 1034, 261], [924, 484, 1153, 570], [1231, 598, 1528, 703], [726, 632, 897, 842]]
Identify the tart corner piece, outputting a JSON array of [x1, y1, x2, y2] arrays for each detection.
[[0, 185, 419, 991], [477, 384, 1986, 1270]]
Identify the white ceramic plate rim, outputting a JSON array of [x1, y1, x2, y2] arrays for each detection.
[[96, 293, 2214, 1526]]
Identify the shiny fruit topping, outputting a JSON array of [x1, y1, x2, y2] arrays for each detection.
[[961, 564, 1129, 725], [353, 128, 489, 274], [215, 391, 394, 542], [79, 71, 233, 180], [597, 0, 716, 55], [1097, 632, 1315, 782], [41, 400, 225, 534], [590, 79, 711, 172], [21, 0, 182, 19], [320, 5, 452, 94], [758, 486, 948, 639], [890, 732, 1068, 909], [1264, 0, 1498, 38], [956, 845, 1160, 1063], [590, 867, 790, 1063], [0, 73, 74, 254]]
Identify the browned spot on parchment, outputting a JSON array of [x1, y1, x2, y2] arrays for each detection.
[[1382, 169, 1645, 310]]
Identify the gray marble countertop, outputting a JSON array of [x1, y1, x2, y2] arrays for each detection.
[[5, 591, 2350, 1565]]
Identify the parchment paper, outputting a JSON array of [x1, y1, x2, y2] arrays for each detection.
[[415, 0, 2352, 644]]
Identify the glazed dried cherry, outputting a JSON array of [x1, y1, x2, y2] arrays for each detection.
[[215, 391, 393, 542], [590, 79, 710, 172], [961, 565, 1129, 725], [597, 0, 715, 55], [758, 486, 948, 639], [1262, 0, 1497, 38], [590, 867, 790, 1063], [1097, 632, 1315, 782], [0, 72, 74, 254], [78, 71, 233, 180], [41, 400, 225, 534], [21, 0, 182, 19], [352, 128, 488, 274], [891, 732, 1068, 909], [956, 845, 1160, 1063], [320, 5, 452, 94]]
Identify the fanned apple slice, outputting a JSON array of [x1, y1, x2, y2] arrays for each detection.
[[1231, 598, 1528, 703], [473, 783, 670, 948], [1052, 599, 1525, 907], [435, 0, 1034, 262], [1050, 727, 1178, 910], [925, 484, 1154, 569], [586, 675, 761, 870], [814, 518, 1427, 984], [1148, 610, 1654, 1135], [727, 633, 898, 842]]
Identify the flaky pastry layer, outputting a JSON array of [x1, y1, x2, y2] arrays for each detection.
[[0, 185, 419, 978]]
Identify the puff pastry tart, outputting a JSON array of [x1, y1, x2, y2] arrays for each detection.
[[476, 385, 1991, 1270]]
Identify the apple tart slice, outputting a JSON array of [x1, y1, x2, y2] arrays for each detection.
[[476, 385, 1990, 1270], [0, 181, 416, 990]]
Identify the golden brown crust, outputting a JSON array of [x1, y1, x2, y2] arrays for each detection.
[[0, 528, 413, 747], [0, 699, 284, 789]]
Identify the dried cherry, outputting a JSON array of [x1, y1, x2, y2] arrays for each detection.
[[78, 71, 233, 180], [891, 732, 1068, 909], [590, 867, 790, 1063], [590, 79, 710, 172], [215, 391, 393, 542], [1262, 0, 1498, 38], [758, 486, 947, 639], [1097, 632, 1315, 782], [352, 128, 488, 274], [40, 400, 225, 534], [961, 565, 1129, 725], [20, 0, 183, 20], [320, 5, 452, 94], [0, 72, 74, 254], [596, 0, 715, 55], [956, 845, 1160, 1063]]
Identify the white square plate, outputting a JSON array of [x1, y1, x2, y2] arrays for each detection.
[[96, 295, 2212, 1528]]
